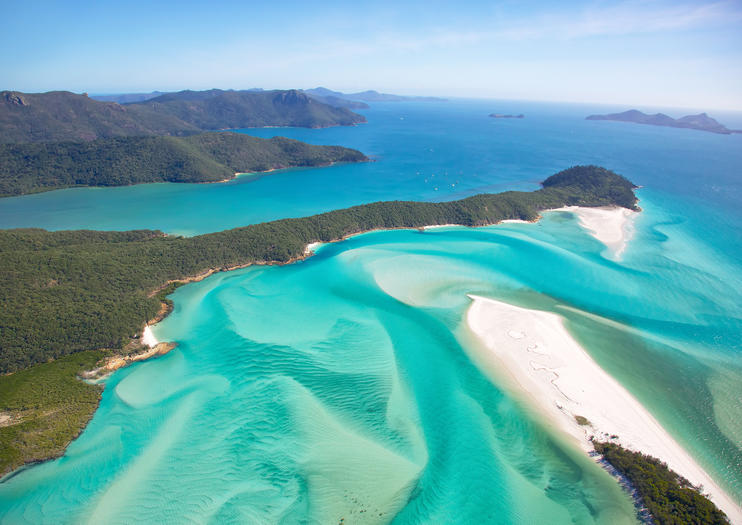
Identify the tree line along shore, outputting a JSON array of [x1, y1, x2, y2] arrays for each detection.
[[0, 132, 368, 196]]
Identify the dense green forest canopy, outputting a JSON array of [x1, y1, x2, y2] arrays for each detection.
[[134, 89, 366, 130], [0, 165, 637, 373], [0, 132, 368, 196], [0, 351, 105, 476], [595, 442, 728, 524], [0, 89, 365, 143]]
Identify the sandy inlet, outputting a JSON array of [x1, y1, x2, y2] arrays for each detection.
[[548, 206, 637, 259], [465, 295, 741, 522]]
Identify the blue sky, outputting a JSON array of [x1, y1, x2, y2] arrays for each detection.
[[2, 0, 741, 110]]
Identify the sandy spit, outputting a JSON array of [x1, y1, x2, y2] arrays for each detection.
[[465, 295, 741, 521], [547, 206, 637, 259]]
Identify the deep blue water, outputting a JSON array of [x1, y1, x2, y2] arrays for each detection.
[[1, 99, 740, 246]]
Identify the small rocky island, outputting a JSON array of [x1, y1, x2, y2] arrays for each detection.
[[586, 109, 740, 135], [489, 113, 524, 119]]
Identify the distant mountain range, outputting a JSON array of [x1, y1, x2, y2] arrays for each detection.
[[304, 87, 447, 103], [586, 109, 740, 135], [133, 89, 365, 131], [0, 89, 366, 143], [307, 94, 370, 110], [90, 91, 166, 104], [92, 87, 447, 110]]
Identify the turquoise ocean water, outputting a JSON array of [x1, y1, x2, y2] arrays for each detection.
[[0, 100, 741, 523]]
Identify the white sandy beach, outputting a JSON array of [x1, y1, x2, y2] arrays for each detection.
[[465, 295, 742, 522], [549, 206, 637, 259], [304, 241, 322, 255], [499, 218, 531, 224], [141, 325, 159, 348], [422, 224, 458, 229]]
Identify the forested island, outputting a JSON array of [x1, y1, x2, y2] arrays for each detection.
[[0, 89, 365, 143], [586, 109, 740, 135], [0, 165, 636, 475], [0, 132, 367, 196]]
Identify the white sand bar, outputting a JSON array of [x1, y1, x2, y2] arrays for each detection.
[[549, 206, 637, 259], [466, 295, 741, 521]]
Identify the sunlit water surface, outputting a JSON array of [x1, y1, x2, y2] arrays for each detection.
[[0, 100, 741, 524]]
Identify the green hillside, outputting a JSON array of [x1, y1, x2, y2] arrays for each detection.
[[0, 90, 197, 143], [135, 89, 366, 129], [0, 132, 368, 196], [0, 89, 366, 143]]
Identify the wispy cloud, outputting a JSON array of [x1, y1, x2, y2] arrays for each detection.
[[495, 1, 742, 40], [7, 0, 739, 108], [263, 0, 742, 64]]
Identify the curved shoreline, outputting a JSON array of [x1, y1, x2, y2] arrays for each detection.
[[144, 204, 638, 356]]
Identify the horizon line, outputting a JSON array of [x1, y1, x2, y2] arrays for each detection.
[[4, 86, 742, 114]]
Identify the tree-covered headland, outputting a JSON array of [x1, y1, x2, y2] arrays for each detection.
[[594, 442, 729, 524], [0, 132, 368, 196]]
